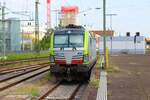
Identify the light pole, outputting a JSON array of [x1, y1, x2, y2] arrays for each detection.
[[35, 0, 40, 52], [1, 2, 6, 59], [106, 14, 117, 31], [106, 13, 117, 54], [52, 9, 61, 28], [103, 0, 107, 69]]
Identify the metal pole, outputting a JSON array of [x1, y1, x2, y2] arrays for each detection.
[[106, 14, 117, 55], [56, 11, 58, 27], [2, 2, 6, 58], [103, 0, 107, 69], [35, 0, 39, 52], [110, 15, 113, 54], [0, 2, 1, 54], [110, 15, 113, 55], [22, 29, 24, 51]]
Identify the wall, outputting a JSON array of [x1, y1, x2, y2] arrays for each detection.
[[0, 18, 21, 53], [99, 36, 146, 54]]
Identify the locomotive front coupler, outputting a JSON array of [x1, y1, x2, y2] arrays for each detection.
[[66, 65, 71, 74]]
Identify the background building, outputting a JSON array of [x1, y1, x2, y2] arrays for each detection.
[[21, 21, 46, 51], [60, 6, 79, 26], [0, 18, 21, 53], [145, 38, 150, 49], [90, 30, 115, 36], [99, 36, 146, 54]]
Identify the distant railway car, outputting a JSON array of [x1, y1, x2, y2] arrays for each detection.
[[49, 24, 96, 81]]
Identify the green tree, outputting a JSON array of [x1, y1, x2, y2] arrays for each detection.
[[39, 28, 54, 50]]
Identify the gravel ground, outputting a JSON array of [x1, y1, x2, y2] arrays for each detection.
[[0, 69, 56, 100], [46, 83, 79, 99], [108, 54, 150, 100], [81, 62, 100, 100]]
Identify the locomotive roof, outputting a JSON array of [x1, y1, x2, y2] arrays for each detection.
[[54, 24, 87, 34], [54, 28, 85, 34]]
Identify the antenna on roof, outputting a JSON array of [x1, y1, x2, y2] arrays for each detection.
[[65, 24, 84, 29]]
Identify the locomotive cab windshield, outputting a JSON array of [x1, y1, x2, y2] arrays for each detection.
[[54, 30, 84, 48]]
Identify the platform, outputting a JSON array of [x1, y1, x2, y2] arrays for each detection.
[[96, 71, 107, 100]]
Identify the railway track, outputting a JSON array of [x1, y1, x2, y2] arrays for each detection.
[[0, 62, 49, 75], [0, 63, 50, 82], [38, 59, 98, 100], [0, 65, 50, 92], [38, 81, 82, 100], [38, 59, 97, 100], [0, 56, 49, 66]]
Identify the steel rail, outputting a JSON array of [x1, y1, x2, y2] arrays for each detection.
[[38, 81, 62, 100], [0, 66, 50, 92], [0, 62, 49, 75], [0, 63, 49, 82], [0, 56, 49, 66]]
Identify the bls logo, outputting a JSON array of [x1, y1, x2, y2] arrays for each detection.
[[77, 52, 83, 55]]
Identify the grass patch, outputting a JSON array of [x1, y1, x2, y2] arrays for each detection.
[[36, 72, 52, 85], [96, 56, 104, 69], [89, 78, 100, 89], [15, 85, 39, 97], [107, 65, 120, 73], [15, 72, 52, 97], [107, 79, 112, 85], [134, 71, 142, 76], [107, 91, 112, 96], [0, 52, 49, 62]]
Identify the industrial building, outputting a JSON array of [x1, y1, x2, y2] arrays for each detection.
[[60, 6, 79, 26], [0, 18, 21, 53], [99, 36, 146, 54], [90, 30, 115, 36], [145, 38, 150, 49], [21, 21, 46, 51]]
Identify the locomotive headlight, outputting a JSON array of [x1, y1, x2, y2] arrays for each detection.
[[84, 55, 89, 62], [49, 56, 54, 63]]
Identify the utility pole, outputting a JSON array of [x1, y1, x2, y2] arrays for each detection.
[[35, 0, 40, 52], [52, 9, 60, 28], [22, 29, 24, 51], [47, 0, 51, 29], [106, 14, 117, 30], [103, 0, 107, 69], [2, 2, 6, 59], [106, 14, 117, 54]]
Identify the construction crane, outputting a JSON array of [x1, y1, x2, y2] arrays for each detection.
[[47, 0, 51, 29]]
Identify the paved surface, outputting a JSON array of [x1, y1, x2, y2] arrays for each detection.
[[108, 54, 150, 100], [96, 71, 107, 100]]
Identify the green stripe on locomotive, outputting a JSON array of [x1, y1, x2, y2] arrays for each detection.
[[84, 31, 89, 55], [50, 32, 54, 55], [83, 31, 90, 64]]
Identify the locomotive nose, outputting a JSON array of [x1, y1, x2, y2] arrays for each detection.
[[64, 51, 83, 64]]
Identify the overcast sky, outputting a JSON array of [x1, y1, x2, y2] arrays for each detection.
[[1, 0, 150, 37]]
